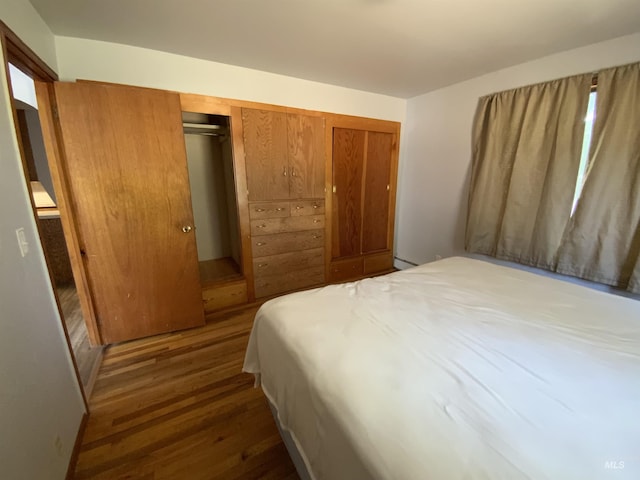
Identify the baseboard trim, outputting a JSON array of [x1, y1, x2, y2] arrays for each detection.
[[65, 412, 89, 480]]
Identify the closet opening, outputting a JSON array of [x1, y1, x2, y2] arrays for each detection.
[[182, 112, 243, 285]]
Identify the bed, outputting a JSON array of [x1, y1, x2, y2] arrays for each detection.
[[243, 257, 640, 479]]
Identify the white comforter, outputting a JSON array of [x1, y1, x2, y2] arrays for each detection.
[[243, 257, 640, 479]]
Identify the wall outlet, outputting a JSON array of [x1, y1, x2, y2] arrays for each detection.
[[15, 228, 29, 257]]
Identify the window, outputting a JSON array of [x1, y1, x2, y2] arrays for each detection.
[[570, 90, 597, 216]]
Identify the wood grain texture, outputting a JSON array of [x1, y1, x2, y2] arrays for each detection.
[[287, 114, 325, 199], [202, 280, 248, 314], [328, 257, 364, 283], [250, 229, 324, 257], [242, 109, 289, 201], [290, 199, 324, 216], [73, 308, 298, 479], [227, 106, 255, 301], [251, 215, 325, 236], [254, 266, 325, 298], [248, 201, 290, 220], [362, 131, 393, 253], [35, 82, 102, 345], [253, 248, 324, 277], [332, 128, 365, 259], [53, 82, 204, 343]]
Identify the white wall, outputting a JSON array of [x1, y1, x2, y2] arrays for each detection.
[[55, 37, 406, 123], [0, 45, 86, 480], [0, 4, 86, 479], [0, 0, 57, 71], [396, 32, 640, 266]]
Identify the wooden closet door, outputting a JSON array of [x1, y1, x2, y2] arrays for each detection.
[[288, 114, 325, 199], [53, 82, 204, 344], [242, 109, 289, 201], [332, 128, 365, 258], [362, 131, 393, 253]]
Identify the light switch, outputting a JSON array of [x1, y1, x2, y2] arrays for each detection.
[[15, 227, 29, 257]]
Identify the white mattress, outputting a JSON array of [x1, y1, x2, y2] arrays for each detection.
[[243, 257, 640, 479]]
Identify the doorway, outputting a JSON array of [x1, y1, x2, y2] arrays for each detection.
[[3, 31, 103, 399]]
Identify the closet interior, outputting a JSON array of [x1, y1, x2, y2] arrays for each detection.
[[182, 112, 243, 286]]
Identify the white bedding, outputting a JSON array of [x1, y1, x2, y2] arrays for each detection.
[[243, 257, 640, 479]]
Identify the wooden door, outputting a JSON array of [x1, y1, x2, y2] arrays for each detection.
[[332, 128, 365, 258], [52, 82, 204, 343], [242, 109, 289, 201], [288, 114, 325, 199], [362, 131, 393, 253]]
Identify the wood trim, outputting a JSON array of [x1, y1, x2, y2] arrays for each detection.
[[34, 82, 103, 345], [0, 20, 57, 82], [65, 411, 89, 480], [229, 106, 255, 301], [387, 129, 400, 254], [324, 117, 335, 279], [180, 92, 231, 116], [359, 131, 369, 255]]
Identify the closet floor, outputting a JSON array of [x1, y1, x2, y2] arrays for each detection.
[[199, 256, 242, 285]]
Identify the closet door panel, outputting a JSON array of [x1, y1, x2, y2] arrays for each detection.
[[332, 128, 365, 259], [288, 114, 325, 198], [242, 109, 289, 201], [53, 82, 204, 343], [362, 131, 393, 253]]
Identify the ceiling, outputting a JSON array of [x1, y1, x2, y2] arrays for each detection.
[[29, 0, 640, 98]]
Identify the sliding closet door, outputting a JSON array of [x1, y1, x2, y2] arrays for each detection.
[[331, 128, 365, 258], [52, 82, 204, 343], [362, 131, 393, 253]]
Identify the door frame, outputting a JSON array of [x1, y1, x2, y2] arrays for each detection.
[[0, 20, 98, 408]]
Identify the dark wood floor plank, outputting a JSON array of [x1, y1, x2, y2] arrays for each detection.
[[73, 307, 298, 479]]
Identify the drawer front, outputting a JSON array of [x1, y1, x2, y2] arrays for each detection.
[[251, 215, 325, 236], [251, 229, 324, 257], [364, 252, 394, 274], [290, 199, 325, 217], [254, 266, 325, 298], [329, 257, 364, 283], [248, 201, 290, 220], [202, 280, 248, 314], [253, 248, 324, 277]]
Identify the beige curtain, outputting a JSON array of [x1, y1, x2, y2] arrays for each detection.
[[466, 75, 592, 268], [556, 63, 640, 293]]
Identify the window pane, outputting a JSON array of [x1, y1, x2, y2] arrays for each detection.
[[570, 91, 597, 216]]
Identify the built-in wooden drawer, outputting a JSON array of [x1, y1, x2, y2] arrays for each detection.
[[290, 199, 325, 216], [251, 215, 325, 236], [202, 279, 248, 314], [253, 248, 324, 277], [248, 201, 290, 220], [251, 229, 324, 257], [254, 266, 325, 298], [364, 252, 394, 274], [329, 257, 364, 283]]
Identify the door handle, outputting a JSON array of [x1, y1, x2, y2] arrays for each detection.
[[182, 226, 192, 233]]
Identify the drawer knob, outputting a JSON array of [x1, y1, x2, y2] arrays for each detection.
[[255, 208, 265, 212], [313, 235, 321, 239], [276, 207, 285, 212], [313, 204, 319, 209], [257, 224, 267, 229], [256, 242, 266, 246], [258, 263, 268, 268], [313, 219, 320, 224], [296, 206, 303, 210]]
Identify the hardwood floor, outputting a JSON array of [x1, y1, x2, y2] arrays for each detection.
[[73, 306, 298, 480], [58, 283, 103, 392]]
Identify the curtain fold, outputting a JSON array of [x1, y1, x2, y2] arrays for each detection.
[[466, 75, 592, 268], [556, 63, 640, 293]]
